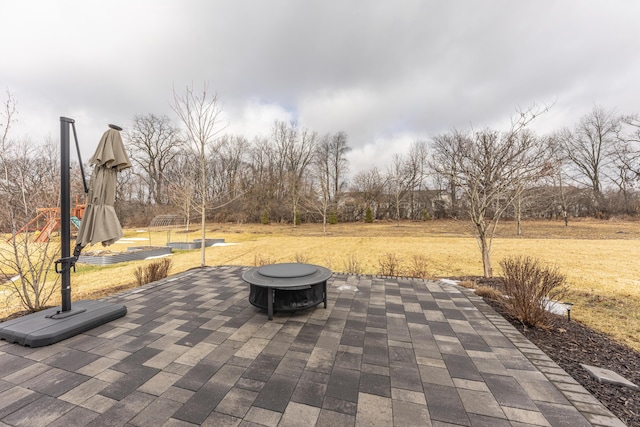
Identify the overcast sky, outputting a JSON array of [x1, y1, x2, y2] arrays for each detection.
[[2, 1, 639, 173]]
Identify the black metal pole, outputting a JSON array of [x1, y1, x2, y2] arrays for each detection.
[[60, 117, 74, 312]]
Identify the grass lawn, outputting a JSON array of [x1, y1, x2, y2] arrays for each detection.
[[2, 218, 639, 352]]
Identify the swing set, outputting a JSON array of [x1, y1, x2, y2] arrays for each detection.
[[9, 195, 86, 243]]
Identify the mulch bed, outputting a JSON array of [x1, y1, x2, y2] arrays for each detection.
[[482, 295, 640, 426]]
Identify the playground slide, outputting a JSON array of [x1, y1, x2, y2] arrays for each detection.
[[70, 216, 81, 229]]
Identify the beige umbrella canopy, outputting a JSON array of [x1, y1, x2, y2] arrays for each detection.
[[75, 125, 131, 250]]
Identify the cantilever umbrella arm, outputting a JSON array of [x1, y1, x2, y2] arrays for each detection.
[[71, 119, 89, 262], [73, 120, 89, 195], [71, 119, 89, 264]]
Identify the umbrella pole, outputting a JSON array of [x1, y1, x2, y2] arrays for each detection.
[[58, 117, 75, 313]]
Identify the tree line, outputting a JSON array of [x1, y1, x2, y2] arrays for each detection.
[[2, 98, 640, 234], [117, 104, 639, 230], [2, 89, 640, 276]]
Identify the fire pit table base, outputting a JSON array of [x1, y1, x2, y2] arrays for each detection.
[[243, 263, 332, 320]]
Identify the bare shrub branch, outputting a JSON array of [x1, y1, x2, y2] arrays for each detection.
[[343, 254, 363, 275], [475, 285, 503, 301], [134, 258, 172, 286], [0, 92, 60, 313], [378, 253, 402, 276], [499, 255, 567, 328], [407, 254, 430, 278], [253, 254, 274, 267], [294, 252, 309, 263]]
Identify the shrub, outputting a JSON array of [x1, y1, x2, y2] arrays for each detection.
[[458, 279, 477, 289], [134, 258, 172, 286], [254, 254, 274, 266], [499, 255, 567, 328], [343, 254, 363, 275], [294, 252, 309, 263], [365, 206, 374, 223], [261, 210, 270, 225], [475, 285, 503, 301], [0, 234, 60, 313], [323, 256, 334, 270], [378, 253, 402, 276], [328, 211, 338, 225], [407, 254, 430, 278]]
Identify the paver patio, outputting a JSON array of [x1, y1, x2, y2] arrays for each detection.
[[0, 266, 625, 426]]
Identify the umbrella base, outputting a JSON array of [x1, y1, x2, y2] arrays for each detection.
[[0, 300, 126, 348]]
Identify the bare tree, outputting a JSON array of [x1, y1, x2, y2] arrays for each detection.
[[557, 106, 620, 217], [430, 130, 466, 218], [328, 131, 351, 210], [308, 134, 333, 232], [165, 151, 198, 232], [387, 153, 415, 224], [0, 91, 60, 312], [350, 166, 385, 221], [127, 114, 183, 205], [608, 140, 638, 214], [272, 121, 316, 226], [606, 115, 640, 214], [291, 127, 317, 225], [619, 114, 640, 177], [245, 136, 274, 221], [205, 134, 248, 222], [452, 106, 552, 277], [405, 140, 429, 219], [172, 84, 226, 267], [511, 131, 559, 235], [306, 131, 351, 228]]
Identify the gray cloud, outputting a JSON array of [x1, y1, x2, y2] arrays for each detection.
[[2, 0, 639, 170]]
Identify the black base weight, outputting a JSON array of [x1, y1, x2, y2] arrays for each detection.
[[0, 300, 126, 347]]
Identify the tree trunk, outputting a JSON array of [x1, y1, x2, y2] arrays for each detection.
[[200, 144, 206, 268], [559, 172, 568, 227], [480, 234, 493, 278], [475, 222, 493, 278], [292, 190, 297, 228], [449, 179, 458, 219], [516, 194, 522, 236]]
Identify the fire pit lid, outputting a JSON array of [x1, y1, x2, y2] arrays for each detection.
[[258, 263, 315, 278], [243, 263, 332, 288]]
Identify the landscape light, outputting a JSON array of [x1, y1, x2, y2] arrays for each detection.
[[562, 302, 574, 321]]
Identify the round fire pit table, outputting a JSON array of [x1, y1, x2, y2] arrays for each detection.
[[242, 263, 332, 320]]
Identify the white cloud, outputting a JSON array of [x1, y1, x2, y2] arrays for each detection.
[[347, 132, 424, 179], [225, 99, 294, 140]]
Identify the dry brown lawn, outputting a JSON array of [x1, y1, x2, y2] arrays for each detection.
[[2, 218, 639, 352]]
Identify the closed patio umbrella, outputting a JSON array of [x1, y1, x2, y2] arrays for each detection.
[[75, 125, 131, 252], [0, 118, 128, 347]]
